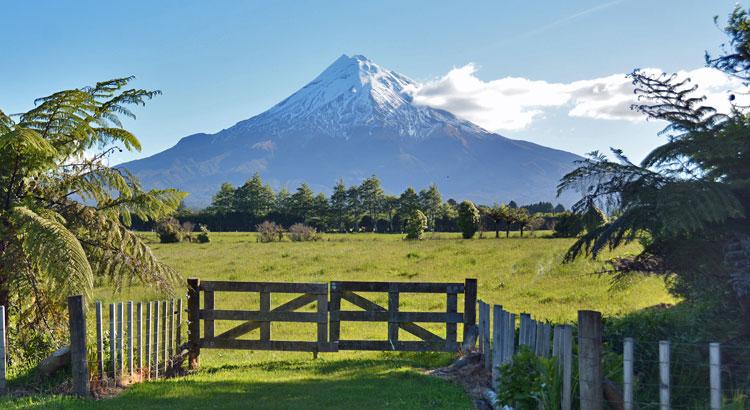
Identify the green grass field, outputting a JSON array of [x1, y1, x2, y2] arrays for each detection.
[[4, 232, 675, 409]]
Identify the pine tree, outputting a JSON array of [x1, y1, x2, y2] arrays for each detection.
[[330, 179, 348, 232], [419, 184, 442, 232], [208, 183, 237, 214]]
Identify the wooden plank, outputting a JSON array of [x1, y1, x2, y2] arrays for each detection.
[[463, 279, 477, 347], [659, 340, 670, 410], [169, 299, 175, 356], [216, 293, 318, 339], [338, 340, 458, 352], [187, 278, 200, 370], [0, 306, 7, 394], [316, 293, 328, 351], [332, 281, 464, 293], [399, 323, 444, 342], [161, 300, 168, 373], [259, 291, 270, 341], [491, 305, 504, 391], [127, 301, 133, 375], [145, 302, 151, 378], [202, 338, 336, 352], [176, 298, 183, 349], [117, 302, 124, 378], [203, 291, 214, 339], [200, 310, 322, 322], [153, 301, 159, 378], [335, 310, 462, 323], [480, 302, 490, 369], [329, 285, 342, 346], [561, 325, 573, 410], [200, 281, 327, 294], [387, 285, 399, 349], [446, 293, 457, 347], [67, 295, 89, 397], [95, 301, 104, 379], [623, 337, 634, 410], [503, 313, 515, 363], [109, 303, 117, 381], [578, 311, 603, 410], [137, 302, 143, 371], [709, 342, 720, 410]]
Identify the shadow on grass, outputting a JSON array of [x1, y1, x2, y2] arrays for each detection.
[[5, 353, 471, 410]]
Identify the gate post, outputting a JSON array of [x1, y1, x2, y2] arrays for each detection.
[[578, 310, 603, 410], [187, 278, 200, 369], [462, 278, 477, 349], [67, 295, 90, 397]]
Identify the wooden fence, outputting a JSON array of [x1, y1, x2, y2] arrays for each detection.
[[187, 278, 478, 366]]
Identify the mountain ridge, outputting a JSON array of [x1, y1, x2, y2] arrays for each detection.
[[121, 54, 582, 207]]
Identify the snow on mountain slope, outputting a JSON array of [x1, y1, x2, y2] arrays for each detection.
[[121, 54, 582, 207]]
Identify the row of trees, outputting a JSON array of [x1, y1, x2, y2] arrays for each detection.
[[170, 174, 569, 234]]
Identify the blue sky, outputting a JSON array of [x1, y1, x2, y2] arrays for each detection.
[[0, 0, 741, 164]]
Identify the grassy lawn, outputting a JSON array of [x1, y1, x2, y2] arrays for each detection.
[[3, 232, 675, 409]]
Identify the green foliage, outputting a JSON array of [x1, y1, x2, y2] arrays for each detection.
[[557, 5, 750, 327], [497, 347, 561, 409], [287, 223, 321, 242], [0, 77, 184, 362], [196, 224, 210, 243], [404, 210, 427, 240], [457, 201, 480, 239], [256, 221, 284, 243], [155, 217, 183, 243], [553, 212, 585, 238]]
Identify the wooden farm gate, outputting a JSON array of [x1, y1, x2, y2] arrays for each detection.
[[186, 278, 477, 366]]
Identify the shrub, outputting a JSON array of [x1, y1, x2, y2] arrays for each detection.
[[457, 200, 480, 239], [497, 346, 561, 409], [288, 223, 321, 242], [155, 217, 183, 243], [404, 210, 427, 240], [181, 221, 195, 242], [553, 212, 585, 237], [196, 224, 210, 243], [256, 221, 283, 242]]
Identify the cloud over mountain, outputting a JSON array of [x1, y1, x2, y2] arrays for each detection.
[[408, 65, 747, 131]]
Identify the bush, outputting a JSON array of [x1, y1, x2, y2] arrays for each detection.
[[404, 210, 427, 240], [457, 200, 480, 239], [155, 217, 183, 243], [288, 223, 321, 242], [497, 346, 561, 409], [553, 212, 585, 237], [196, 224, 210, 243], [256, 221, 283, 242]]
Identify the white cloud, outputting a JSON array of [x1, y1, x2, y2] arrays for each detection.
[[408, 64, 747, 131]]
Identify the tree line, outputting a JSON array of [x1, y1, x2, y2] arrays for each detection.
[[152, 174, 572, 234]]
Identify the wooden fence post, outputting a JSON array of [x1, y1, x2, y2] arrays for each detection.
[[127, 301, 133, 376], [479, 301, 490, 369], [623, 337, 634, 410], [117, 302, 124, 378], [109, 303, 116, 381], [176, 298, 183, 349], [491, 305, 504, 391], [503, 313, 515, 363], [95, 301, 104, 379], [187, 278, 200, 369], [659, 340, 670, 410], [67, 295, 89, 397], [260, 291, 270, 342], [0, 306, 6, 394], [145, 302, 151, 378], [387, 284, 399, 349], [446, 291, 458, 350], [561, 325, 573, 410], [137, 302, 143, 372], [463, 278, 477, 348], [709, 342, 720, 410], [153, 301, 159, 378], [578, 310, 603, 410], [316, 292, 328, 356]]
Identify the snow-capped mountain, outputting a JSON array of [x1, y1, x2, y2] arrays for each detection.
[[121, 54, 582, 207]]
